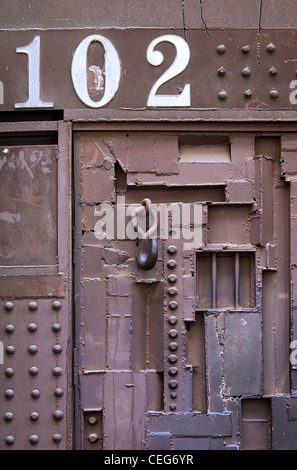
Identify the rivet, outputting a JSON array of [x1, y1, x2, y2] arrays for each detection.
[[241, 45, 250, 54], [29, 435, 39, 445], [53, 367, 63, 376], [5, 324, 15, 334], [5, 368, 14, 377], [29, 366, 39, 376], [28, 301, 38, 311], [88, 433, 99, 443], [31, 412, 39, 421], [167, 287, 178, 296], [52, 300, 62, 310], [269, 89, 279, 99], [217, 44, 226, 54], [4, 412, 14, 421], [167, 245, 177, 255], [167, 259, 177, 269], [170, 404, 176, 410], [244, 89, 252, 99], [31, 389, 40, 399], [28, 344, 38, 354], [169, 342, 178, 351], [6, 345, 15, 355], [168, 300, 178, 310], [217, 66, 226, 77], [5, 436, 15, 445], [218, 89, 227, 100], [168, 354, 178, 363], [54, 387, 64, 397], [171, 392, 177, 399], [53, 410, 64, 421], [241, 66, 251, 77], [169, 329, 178, 339], [52, 344, 62, 354], [266, 42, 276, 53], [169, 380, 178, 389], [169, 367, 178, 376], [4, 302, 14, 312], [167, 274, 177, 283], [168, 316, 177, 325], [269, 66, 277, 76], [52, 323, 61, 332], [5, 389, 14, 399], [88, 416, 98, 425], [53, 434, 62, 443], [28, 323, 37, 332]]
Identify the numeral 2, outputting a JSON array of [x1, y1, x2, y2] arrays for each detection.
[[146, 34, 191, 107]]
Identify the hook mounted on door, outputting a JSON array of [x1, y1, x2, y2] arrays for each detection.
[[131, 198, 158, 270]]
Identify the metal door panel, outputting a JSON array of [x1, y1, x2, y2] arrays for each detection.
[[74, 130, 296, 450], [0, 122, 72, 450]]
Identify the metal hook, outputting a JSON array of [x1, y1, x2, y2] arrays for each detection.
[[131, 198, 158, 270]]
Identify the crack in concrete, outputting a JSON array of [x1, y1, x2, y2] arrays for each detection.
[[257, 0, 263, 65], [181, 0, 187, 41], [200, 0, 212, 41]]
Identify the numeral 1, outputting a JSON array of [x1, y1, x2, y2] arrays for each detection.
[[15, 35, 54, 109]]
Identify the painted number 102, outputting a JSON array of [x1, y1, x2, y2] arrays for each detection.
[[13, 34, 191, 109]]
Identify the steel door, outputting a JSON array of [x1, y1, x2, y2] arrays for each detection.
[[74, 130, 296, 450], [0, 121, 72, 450]]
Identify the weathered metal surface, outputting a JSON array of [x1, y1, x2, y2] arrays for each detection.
[[73, 129, 297, 450], [0, 145, 58, 268], [0, 124, 72, 450], [1, 28, 297, 120], [1, 0, 297, 453], [0, 299, 69, 449]]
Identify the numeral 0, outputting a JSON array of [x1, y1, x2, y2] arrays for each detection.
[[71, 34, 121, 108]]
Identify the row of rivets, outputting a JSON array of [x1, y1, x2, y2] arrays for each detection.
[[218, 88, 279, 100], [5, 433, 62, 446], [166, 245, 179, 411], [217, 42, 276, 54], [5, 322, 62, 333], [5, 343, 62, 354], [3, 365, 63, 385], [217, 65, 278, 77], [5, 388, 63, 398], [3, 407, 64, 417], [4, 300, 62, 311]]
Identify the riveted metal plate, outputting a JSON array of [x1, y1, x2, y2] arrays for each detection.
[[0, 299, 68, 450], [0, 123, 72, 450], [1, 29, 297, 119]]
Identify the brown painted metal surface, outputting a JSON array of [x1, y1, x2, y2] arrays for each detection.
[[72, 130, 297, 450], [1, 28, 297, 120], [0, 122, 72, 449], [1, 0, 297, 452]]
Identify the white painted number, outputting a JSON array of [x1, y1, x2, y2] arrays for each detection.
[[71, 34, 121, 108], [289, 80, 297, 105], [15, 36, 54, 108], [146, 34, 191, 107]]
